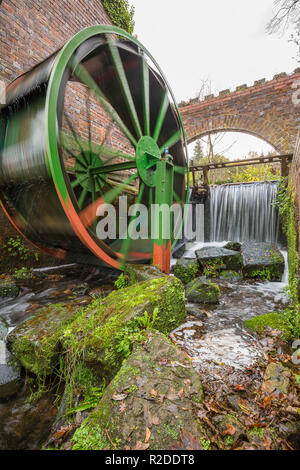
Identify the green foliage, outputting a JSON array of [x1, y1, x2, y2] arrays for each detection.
[[103, 0, 135, 34], [137, 307, 158, 329], [13, 266, 33, 281], [5, 236, 30, 261], [202, 258, 225, 277], [114, 273, 128, 289], [245, 308, 300, 342], [273, 177, 299, 302], [247, 267, 273, 281], [174, 261, 198, 284], [67, 380, 106, 415], [192, 139, 204, 165], [114, 320, 146, 360]]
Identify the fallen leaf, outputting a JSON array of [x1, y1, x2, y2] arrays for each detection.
[[235, 384, 245, 390], [111, 393, 127, 401], [178, 388, 184, 399], [133, 441, 150, 450], [223, 425, 236, 436], [119, 401, 127, 413], [145, 427, 151, 443], [151, 416, 160, 425], [150, 389, 157, 398]]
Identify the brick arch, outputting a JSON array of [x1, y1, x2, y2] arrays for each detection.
[[186, 113, 288, 153], [180, 71, 300, 155]]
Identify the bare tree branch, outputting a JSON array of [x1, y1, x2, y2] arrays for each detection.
[[266, 0, 300, 34]]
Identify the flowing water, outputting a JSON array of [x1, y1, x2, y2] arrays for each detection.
[[208, 181, 280, 242], [171, 180, 288, 393]]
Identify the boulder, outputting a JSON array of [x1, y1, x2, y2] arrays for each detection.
[[6, 303, 79, 377], [185, 277, 221, 304], [174, 258, 198, 284], [172, 242, 186, 259], [241, 242, 284, 281], [195, 247, 242, 272], [224, 242, 242, 252], [7, 277, 186, 381], [71, 330, 205, 450], [124, 264, 166, 285], [62, 276, 186, 382], [0, 340, 21, 398]]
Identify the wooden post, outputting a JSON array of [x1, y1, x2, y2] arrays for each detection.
[[203, 167, 209, 185], [281, 156, 288, 177], [190, 160, 196, 187]]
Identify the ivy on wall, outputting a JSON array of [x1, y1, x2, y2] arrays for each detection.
[[103, 0, 135, 34]]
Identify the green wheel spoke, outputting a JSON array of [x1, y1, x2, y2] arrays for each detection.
[[64, 114, 89, 166], [102, 172, 138, 205], [72, 60, 137, 147], [71, 174, 89, 189], [173, 190, 184, 207], [173, 165, 186, 175], [120, 181, 145, 263], [91, 161, 136, 176], [86, 91, 93, 155], [106, 35, 143, 140], [159, 129, 181, 153], [153, 92, 169, 142], [141, 54, 150, 136], [78, 186, 88, 209]]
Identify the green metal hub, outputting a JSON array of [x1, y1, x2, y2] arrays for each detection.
[[74, 152, 106, 192], [136, 136, 161, 188]]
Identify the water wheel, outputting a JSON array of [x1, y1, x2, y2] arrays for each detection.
[[0, 25, 188, 272]]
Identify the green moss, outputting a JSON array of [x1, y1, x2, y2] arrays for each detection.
[[174, 261, 198, 284], [245, 312, 294, 341], [163, 423, 181, 441], [247, 427, 265, 439], [71, 422, 110, 450]]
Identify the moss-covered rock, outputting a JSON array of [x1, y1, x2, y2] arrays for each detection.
[[195, 247, 242, 272], [224, 242, 242, 252], [219, 270, 242, 282], [71, 330, 204, 450], [123, 264, 165, 286], [241, 242, 284, 281], [174, 258, 199, 284], [62, 276, 186, 382], [245, 312, 293, 341], [185, 277, 221, 304], [6, 303, 79, 376]]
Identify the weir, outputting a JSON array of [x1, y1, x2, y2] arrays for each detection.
[[206, 181, 281, 243]]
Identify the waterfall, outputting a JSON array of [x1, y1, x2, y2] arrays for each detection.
[[209, 181, 280, 243]]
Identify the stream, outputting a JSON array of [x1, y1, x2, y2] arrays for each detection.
[[171, 241, 289, 395], [0, 242, 290, 449]]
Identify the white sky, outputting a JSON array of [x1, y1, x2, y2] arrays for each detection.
[[130, 0, 298, 160]]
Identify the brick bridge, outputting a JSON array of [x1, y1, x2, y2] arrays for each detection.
[[180, 71, 300, 154]]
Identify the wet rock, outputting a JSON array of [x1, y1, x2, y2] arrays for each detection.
[[241, 242, 284, 281], [62, 276, 186, 382], [262, 362, 291, 395], [174, 258, 198, 284], [0, 319, 8, 341], [212, 413, 244, 446], [185, 277, 220, 304], [124, 264, 166, 285], [172, 242, 186, 259], [0, 341, 21, 398], [195, 246, 242, 271], [71, 283, 89, 296], [71, 330, 204, 450], [6, 303, 80, 377], [224, 242, 242, 252], [220, 270, 243, 282], [0, 279, 19, 298], [185, 303, 208, 320]]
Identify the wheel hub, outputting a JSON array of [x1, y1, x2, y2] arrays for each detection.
[[135, 136, 161, 188]]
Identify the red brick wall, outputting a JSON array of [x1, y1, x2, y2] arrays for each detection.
[[0, 0, 112, 86], [180, 72, 300, 154]]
